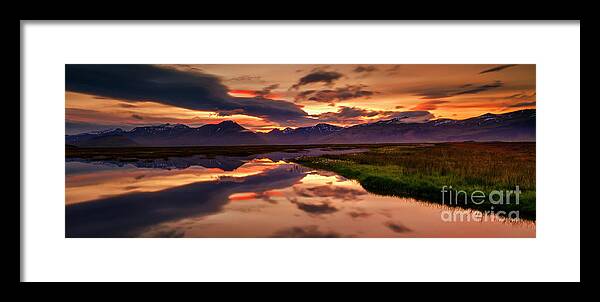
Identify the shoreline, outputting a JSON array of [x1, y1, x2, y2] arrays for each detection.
[[293, 142, 536, 220]]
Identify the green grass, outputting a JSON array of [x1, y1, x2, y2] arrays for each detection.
[[294, 142, 536, 220]]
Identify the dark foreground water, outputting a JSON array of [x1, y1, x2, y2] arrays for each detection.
[[65, 148, 535, 238]]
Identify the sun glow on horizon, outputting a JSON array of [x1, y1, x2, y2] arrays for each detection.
[[65, 64, 535, 134]]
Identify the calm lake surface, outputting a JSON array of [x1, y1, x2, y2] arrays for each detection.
[[65, 148, 535, 238]]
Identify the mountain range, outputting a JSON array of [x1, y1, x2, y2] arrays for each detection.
[[66, 109, 535, 147]]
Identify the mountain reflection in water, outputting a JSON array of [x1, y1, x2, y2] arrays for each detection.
[[65, 149, 535, 238]]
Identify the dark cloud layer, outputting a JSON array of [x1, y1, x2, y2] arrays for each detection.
[[316, 106, 381, 123], [316, 106, 433, 124], [416, 81, 504, 99], [295, 85, 376, 104], [454, 81, 504, 96], [65, 64, 310, 125], [255, 84, 280, 97], [479, 64, 517, 74], [226, 75, 266, 83], [291, 71, 343, 89]]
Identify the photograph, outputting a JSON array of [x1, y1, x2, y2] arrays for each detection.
[[65, 64, 536, 238]]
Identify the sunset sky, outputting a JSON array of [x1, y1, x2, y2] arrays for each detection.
[[65, 64, 535, 134]]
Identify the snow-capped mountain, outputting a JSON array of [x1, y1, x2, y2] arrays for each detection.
[[66, 109, 535, 147], [66, 121, 264, 147]]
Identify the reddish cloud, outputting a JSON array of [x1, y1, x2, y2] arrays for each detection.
[[411, 100, 449, 111], [229, 89, 258, 97], [228, 84, 281, 99]]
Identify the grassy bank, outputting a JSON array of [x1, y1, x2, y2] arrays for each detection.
[[294, 142, 536, 220]]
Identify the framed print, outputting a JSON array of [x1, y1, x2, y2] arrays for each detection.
[[21, 21, 580, 282]]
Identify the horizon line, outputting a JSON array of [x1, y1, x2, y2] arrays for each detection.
[[66, 108, 535, 136]]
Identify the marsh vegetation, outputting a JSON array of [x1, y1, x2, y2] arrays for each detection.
[[294, 142, 536, 220]]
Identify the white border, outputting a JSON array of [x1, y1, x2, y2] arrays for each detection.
[[22, 21, 580, 282]]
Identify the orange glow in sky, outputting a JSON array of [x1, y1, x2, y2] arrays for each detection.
[[66, 64, 535, 134]]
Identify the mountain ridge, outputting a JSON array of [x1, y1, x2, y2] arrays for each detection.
[[66, 109, 536, 147]]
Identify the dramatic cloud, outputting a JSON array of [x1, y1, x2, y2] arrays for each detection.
[[479, 64, 517, 74], [215, 109, 246, 117], [65, 64, 310, 125], [411, 100, 449, 111], [255, 84, 280, 97], [316, 106, 434, 124], [291, 70, 343, 89], [415, 81, 504, 99], [226, 75, 266, 83], [316, 107, 382, 122], [65, 64, 535, 133], [228, 84, 282, 100], [295, 85, 376, 104], [454, 81, 504, 96]]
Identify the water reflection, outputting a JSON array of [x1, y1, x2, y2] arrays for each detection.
[[65, 159, 281, 205], [66, 148, 367, 171], [65, 150, 535, 238], [66, 161, 306, 237]]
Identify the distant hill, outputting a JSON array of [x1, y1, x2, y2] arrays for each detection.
[[322, 109, 536, 144], [66, 109, 536, 147], [261, 123, 344, 144]]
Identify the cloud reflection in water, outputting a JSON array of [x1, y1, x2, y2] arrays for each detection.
[[66, 153, 536, 238]]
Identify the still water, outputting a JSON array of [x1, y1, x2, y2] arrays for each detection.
[[65, 148, 535, 238]]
